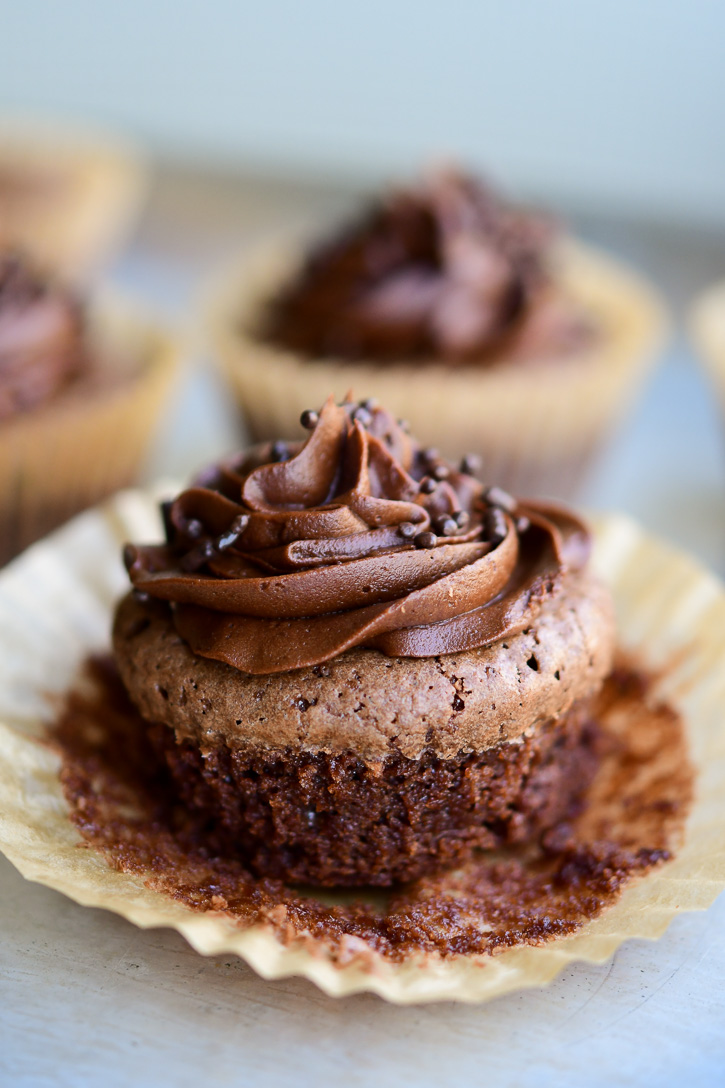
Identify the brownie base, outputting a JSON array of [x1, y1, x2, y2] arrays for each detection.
[[148, 698, 599, 887]]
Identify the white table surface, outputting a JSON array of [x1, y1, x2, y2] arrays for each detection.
[[2, 166, 725, 1087]]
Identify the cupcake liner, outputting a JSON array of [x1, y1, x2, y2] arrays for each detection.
[[0, 297, 180, 565], [208, 239, 667, 498], [690, 280, 725, 416], [0, 490, 724, 1004], [0, 117, 148, 280]]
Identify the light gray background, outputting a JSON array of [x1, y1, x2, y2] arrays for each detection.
[[2, 0, 725, 222]]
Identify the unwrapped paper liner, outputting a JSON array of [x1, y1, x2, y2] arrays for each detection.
[[0, 489, 724, 1004], [0, 117, 147, 280], [208, 239, 667, 498]]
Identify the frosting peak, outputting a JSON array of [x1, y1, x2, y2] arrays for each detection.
[[263, 167, 590, 365], [124, 397, 590, 674]]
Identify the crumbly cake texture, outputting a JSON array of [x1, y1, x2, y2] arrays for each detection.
[[147, 700, 598, 886], [113, 569, 614, 763]]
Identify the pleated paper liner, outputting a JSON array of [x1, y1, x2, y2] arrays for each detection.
[[0, 296, 180, 566], [208, 238, 667, 499], [0, 117, 148, 280], [691, 280, 725, 417], [0, 489, 724, 1004]]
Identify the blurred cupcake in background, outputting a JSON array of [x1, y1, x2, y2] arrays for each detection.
[[0, 251, 179, 564], [0, 118, 147, 281], [210, 166, 667, 498], [690, 281, 725, 425]]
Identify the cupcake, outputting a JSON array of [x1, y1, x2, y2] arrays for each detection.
[[2, 396, 721, 1004], [0, 117, 147, 280], [210, 167, 666, 499], [116, 395, 614, 886], [690, 280, 725, 422], [0, 251, 178, 564]]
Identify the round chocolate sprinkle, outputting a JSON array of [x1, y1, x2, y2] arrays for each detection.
[[185, 518, 203, 540], [300, 409, 319, 430], [352, 406, 372, 427], [398, 521, 418, 540], [435, 516, 459, 537], [423, 447, 439, 463], [483, 485, 516, 513], [419, 477, 437, 494], [484, 508, 508, 544], [432, 464, 450, 480], [271, 440, 290, 462], [454, 510, 469, 529], [460, 453, 482, 475], [361, 397, 379, 412], [414, 531, 438, 549]]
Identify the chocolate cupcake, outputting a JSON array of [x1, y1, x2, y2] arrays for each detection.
[[0, 251, 178, 564], [0, 252, 85, 420], [115, 396, 614, 886], [210, 167, 666, 498]]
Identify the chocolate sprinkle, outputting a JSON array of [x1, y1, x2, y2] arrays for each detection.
[[484, 508, 508, 544], [271, 441, 290, 462], [414, 531, 438, 549], [460, 453, 482, 476], [483, 486, 517, 513]]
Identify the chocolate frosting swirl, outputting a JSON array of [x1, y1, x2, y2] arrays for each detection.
[[263, 168, 590, 365], [0, 252, 85, 421], [124, 398, 590, 676]]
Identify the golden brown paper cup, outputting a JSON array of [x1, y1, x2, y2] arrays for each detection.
[[0, 492, 724, 1004], [0, 298, 179, 565], [0, 117, 148, 280], [208, 239, 667, 498], [690, 280, 725, 418]]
